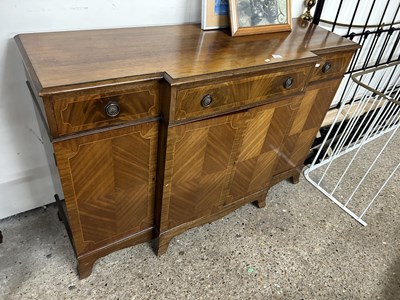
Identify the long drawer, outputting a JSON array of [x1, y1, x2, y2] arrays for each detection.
[[173, 65, 314, 122]]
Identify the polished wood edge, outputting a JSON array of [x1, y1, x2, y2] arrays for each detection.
[[51, 116, 161, 143], [167, 58, 319, 87], [163, 72, 174, 85], [77, 228, 153, 279], [153, 83, 171, 236], [43, 95, 59, 141], [270, 165, 304, 186], [154, 189, 269, 256], [172, 61, 317, 89], [17, 22, 202, 38], [308, 75, 346, 87], [311, 44, 361, 55], [14, 35, 43, 94], [39, 73, 164, 97], [300, 22, 360, 54], [223, 189, 269, 209], [168, 91, 305, 127], [303, 62, 317, 90], [153, 83, 175, 240], [153, 121, 168, 234], [50, 78, 161, 100]]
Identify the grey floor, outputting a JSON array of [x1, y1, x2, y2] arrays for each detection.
[[1, 135, 399, 299]]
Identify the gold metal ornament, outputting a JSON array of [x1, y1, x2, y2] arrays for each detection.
[[301, 0, 316, 21]]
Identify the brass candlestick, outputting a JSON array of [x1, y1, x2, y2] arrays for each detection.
[[301, 0, 316, 21]]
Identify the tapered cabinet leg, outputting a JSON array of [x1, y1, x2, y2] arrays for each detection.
[[153, 235, 173, 256], [77, 256, 96, 279], [291, 171, 301, 184], [253, 198, 266, 208], [252, 191, 268, 208]]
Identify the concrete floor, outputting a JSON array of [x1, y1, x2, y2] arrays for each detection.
[[1, 136, 399, 299]]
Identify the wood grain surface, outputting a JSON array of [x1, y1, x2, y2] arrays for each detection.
[[51, 80, 160, 137], [53, 122, 158, 256], [174, 65, 312, 122], [310, 51, 355, 82], [155, 96, 302, 254], [15, 19, 359, 95], [273, 78, 343, 176], [15, 20, 360, 277]]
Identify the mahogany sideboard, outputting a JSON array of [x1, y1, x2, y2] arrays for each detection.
[[15, 19, 359, 279]]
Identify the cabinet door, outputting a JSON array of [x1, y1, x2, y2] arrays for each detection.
[[273, 79, 342, 176], [54, 122, 158, 255], [163, 97, 301, 229], [164, 113, 241, 229], [225, 97, 301, 206]]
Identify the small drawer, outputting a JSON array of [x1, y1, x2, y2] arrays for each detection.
[[52, 81, 160, 137], [310, 51, 354, 82], [174, 65, 313, 122]]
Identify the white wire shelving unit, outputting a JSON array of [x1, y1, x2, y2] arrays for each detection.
[[304, 61, 400, 226]]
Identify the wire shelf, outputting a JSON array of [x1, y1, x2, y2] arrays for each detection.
[[304, 62, 400, 226]]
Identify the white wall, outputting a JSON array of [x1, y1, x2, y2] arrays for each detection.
[[0, 1, 305, 219]]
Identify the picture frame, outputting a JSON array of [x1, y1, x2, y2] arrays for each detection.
[[229, 0, 292, 36], [201, 0, 230, 30]]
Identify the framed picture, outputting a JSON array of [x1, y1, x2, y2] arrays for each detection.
[[201, 0, 230, 30], [229, 0, 292, 36]]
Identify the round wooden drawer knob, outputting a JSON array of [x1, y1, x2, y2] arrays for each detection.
[[104, 101, 120, 117]]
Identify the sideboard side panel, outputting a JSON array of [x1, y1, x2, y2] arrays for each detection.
[[273, 78, 342, 177]]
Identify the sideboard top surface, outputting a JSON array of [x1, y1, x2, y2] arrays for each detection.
[[15, 19, 359, 95]]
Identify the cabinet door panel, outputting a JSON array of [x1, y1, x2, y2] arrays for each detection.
[[166, 115, 241, 229], [164, 96, 301, 229], [54, 123, 158, 255], [226, 97, 302, 205]]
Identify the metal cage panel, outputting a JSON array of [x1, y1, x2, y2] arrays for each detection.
[[305, 62, 400, 225]]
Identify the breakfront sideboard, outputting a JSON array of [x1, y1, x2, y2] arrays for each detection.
[[15, 19, 359, 278]]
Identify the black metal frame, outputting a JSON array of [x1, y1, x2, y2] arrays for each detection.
[[312, 0, 400, 108], [307, 1, 400, 164]]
